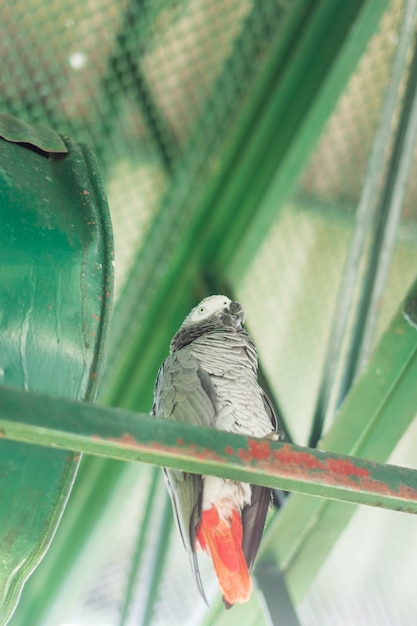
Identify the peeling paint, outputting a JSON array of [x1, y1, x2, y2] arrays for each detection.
[[90, 433, 417, 512], [3, 379, 417, 514], [111, 433, 140, 447], [398, 483, 417, 501], [324, 457, 369, 478], [359, 477, 417, 502], [274, 443, 325, 471], [238, 439, 273, 463]]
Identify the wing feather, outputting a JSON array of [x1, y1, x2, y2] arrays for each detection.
[[241, 485, 272, 572], [240, 389, 278, 573], [260, 388, 279, 433], [163, 468, 207, 602], [153, 347, 216, 603]]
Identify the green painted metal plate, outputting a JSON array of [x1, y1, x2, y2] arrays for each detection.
[[0, 123, 113, 625], [0, 113, 68, 154]]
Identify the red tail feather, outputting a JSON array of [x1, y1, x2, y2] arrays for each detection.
[[196, 505, 251, 605]]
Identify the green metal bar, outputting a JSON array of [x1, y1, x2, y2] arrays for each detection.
[[1, 386, 417, 513], [255, 563, 301, 626], [309, 0, 417, 446]]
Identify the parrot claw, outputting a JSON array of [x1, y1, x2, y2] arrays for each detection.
[[265, 431, 282, 441]]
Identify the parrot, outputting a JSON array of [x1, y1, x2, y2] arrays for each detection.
[[151, 295, 279, 608]]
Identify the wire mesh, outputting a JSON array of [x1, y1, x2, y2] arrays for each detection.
[[2, 0, 417, 625]]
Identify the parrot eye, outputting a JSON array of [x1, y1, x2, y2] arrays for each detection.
[[198, 306, 205, 313]]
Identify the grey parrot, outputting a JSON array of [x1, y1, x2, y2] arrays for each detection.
[[151, 295, 278, 607]]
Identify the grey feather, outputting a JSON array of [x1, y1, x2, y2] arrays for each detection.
[[162, 468, 207, 603], [241, 485, 272, 571]]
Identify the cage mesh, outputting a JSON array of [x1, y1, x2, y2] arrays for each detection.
[[2, 0, 417, 625]]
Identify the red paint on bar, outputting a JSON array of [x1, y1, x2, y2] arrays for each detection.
[[238, 439, 273, 462], [150, 440, 227, 464], [325, 457, 369, 478], [358, 477, 417, 502], [95, 433, 417, 510], [113, 433, 141, 447], [248, 439, 273, 460], [274, 443, 325, 471], [398, 483, 417, 501]]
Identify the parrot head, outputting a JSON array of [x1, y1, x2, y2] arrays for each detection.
[[185, 295, 246, 327], [170, 295, 246, 351]]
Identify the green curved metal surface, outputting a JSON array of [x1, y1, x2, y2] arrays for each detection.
[[0, 113, 68, 154], [0, 120, 113, 625]]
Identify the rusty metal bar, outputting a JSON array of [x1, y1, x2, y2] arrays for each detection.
[[1, 384, 417, 514]]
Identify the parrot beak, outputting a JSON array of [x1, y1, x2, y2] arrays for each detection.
[[226, 301, 246, 324]]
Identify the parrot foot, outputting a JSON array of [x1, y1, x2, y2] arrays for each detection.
[[265, 431, 284, 441]]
